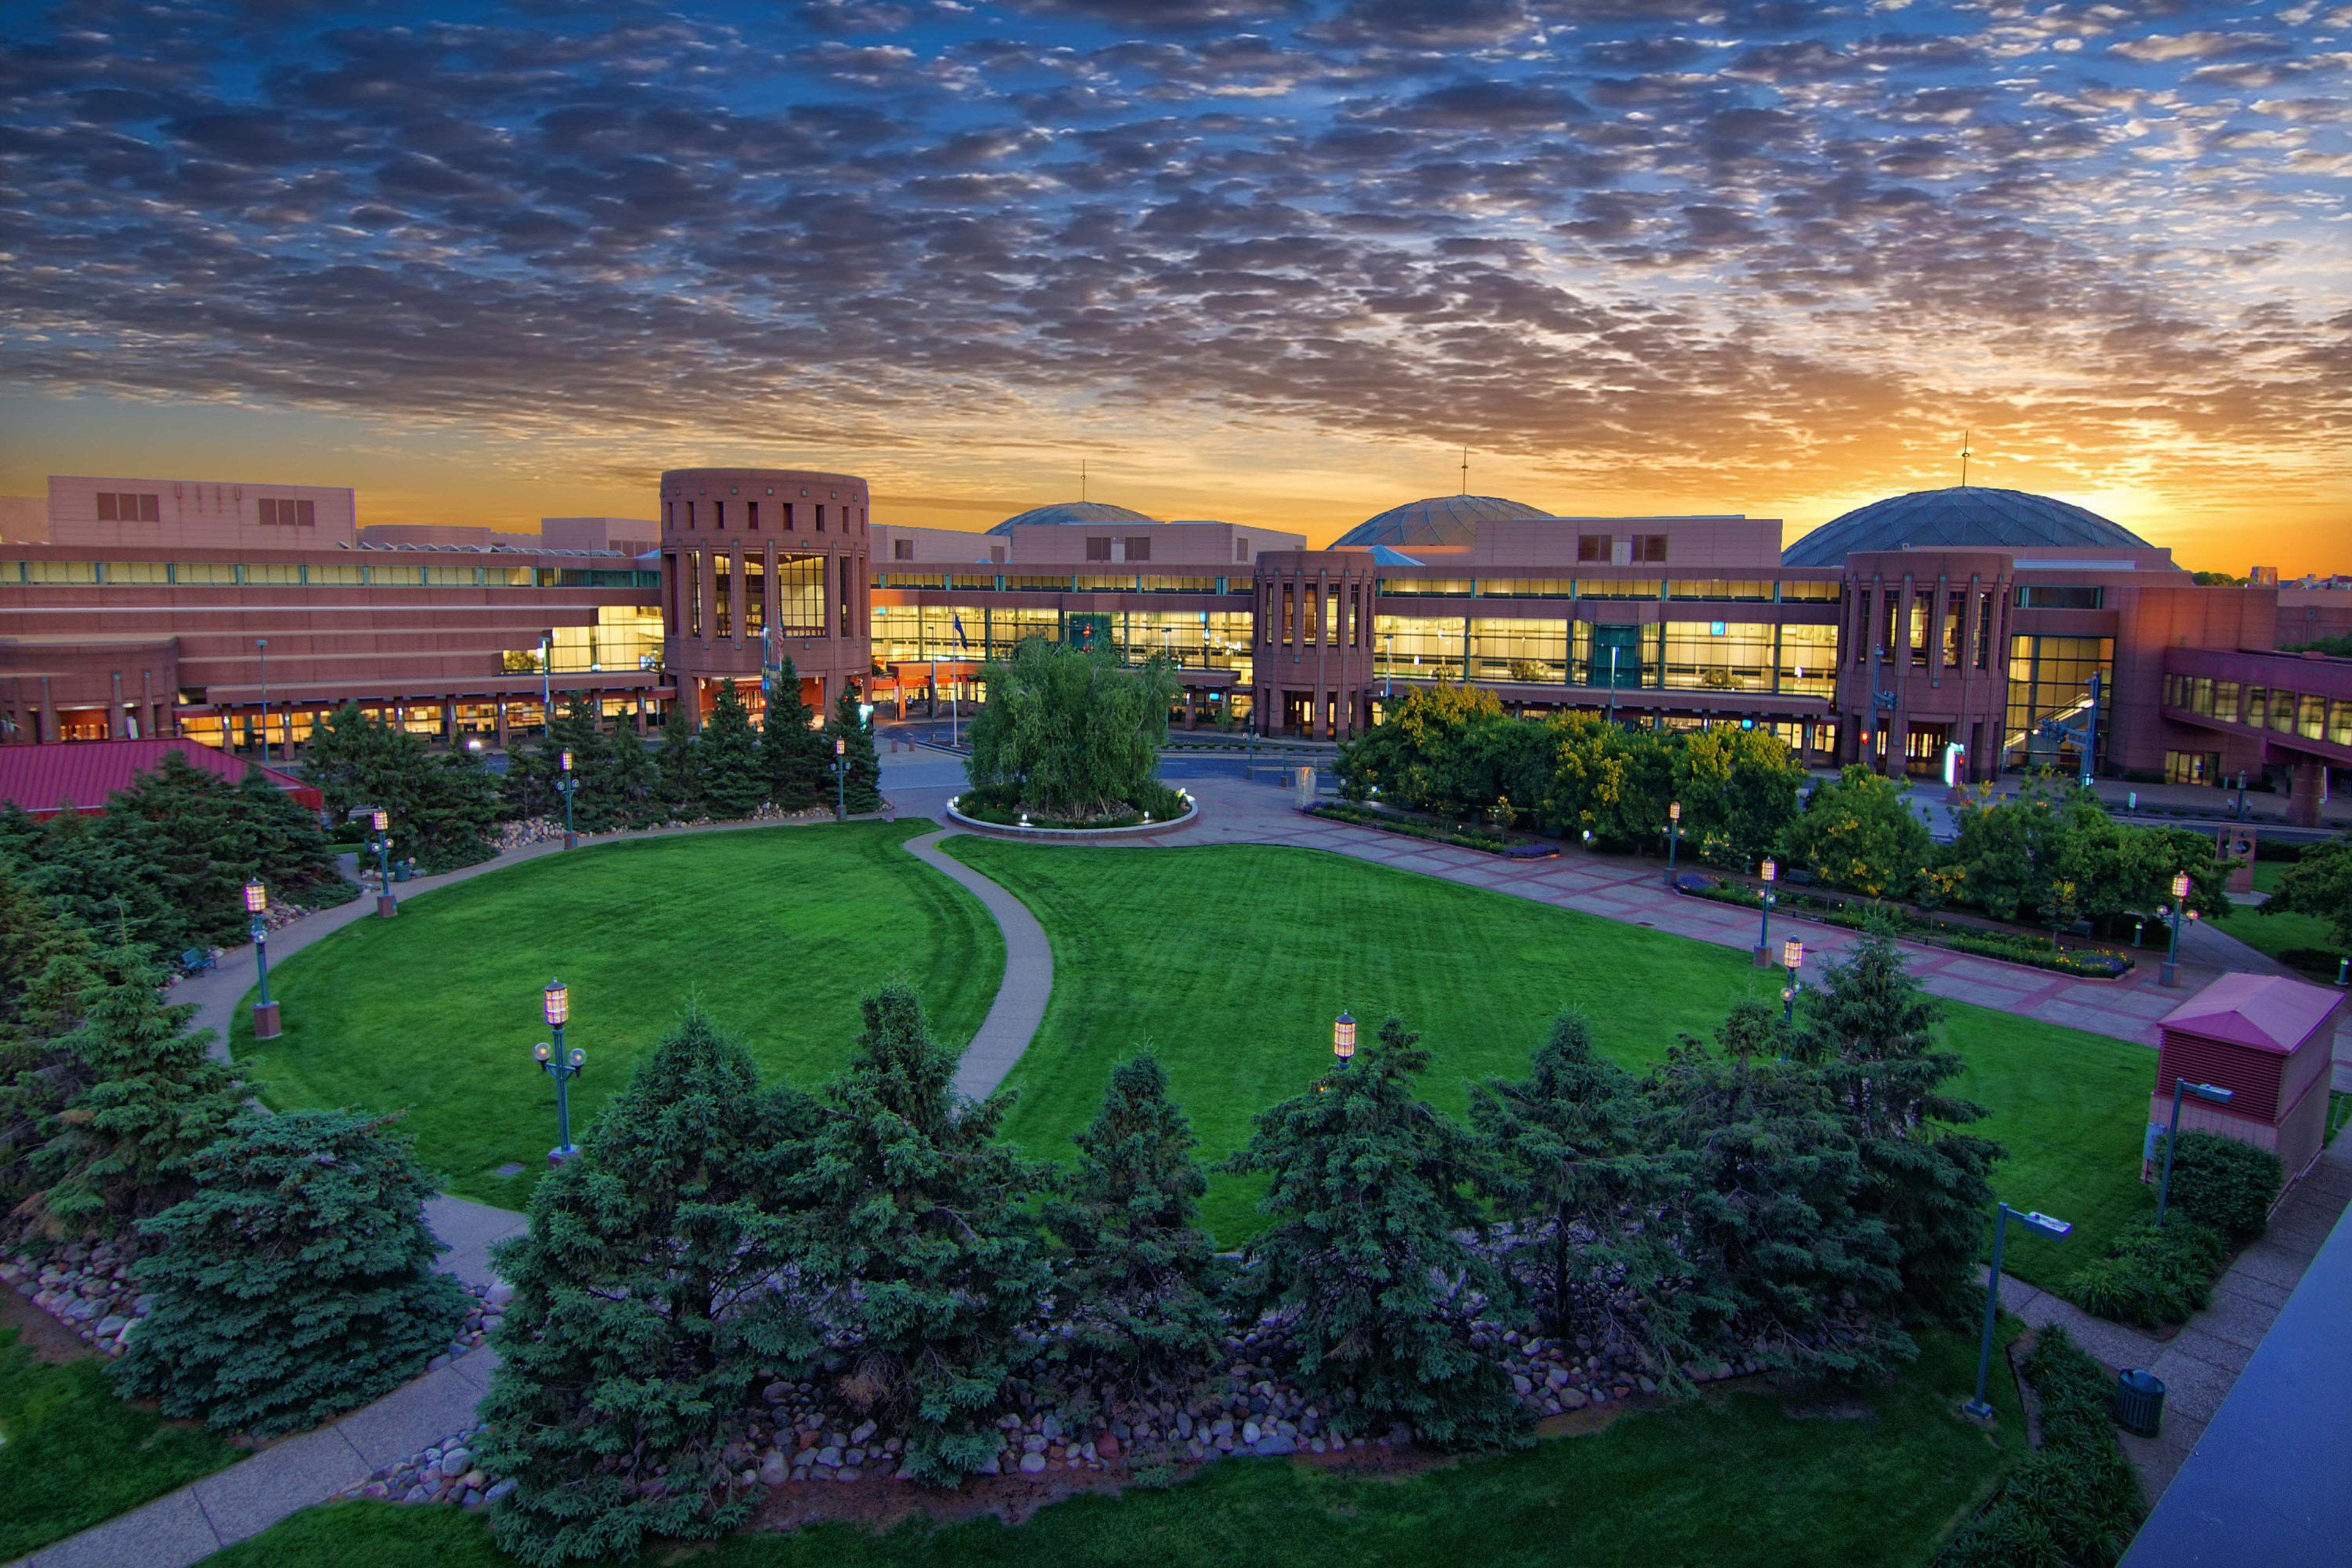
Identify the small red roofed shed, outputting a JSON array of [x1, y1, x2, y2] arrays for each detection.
[[2155, 973, 2343, 1182]]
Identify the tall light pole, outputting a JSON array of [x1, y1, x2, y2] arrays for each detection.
[[1965, 1202, 2072, 1420], [1782, 937, 1805, 1025], [1333, 1010, 1355, 1072], [254, 635, 269, 761], [834, 734, 847, 821], [1754, 858, 1778, 967], [533, 979, 585, 1164], [244, 881, 279, 1040], [1664, 799, 1682, 889], [557, 748, 578, 850], [1382, 631, 1394, 703], [539, 633, 552, 737], [2154, 1078, 2234, 1227], [366, 808, 396, 918], [2159, 869, 2191, 987]]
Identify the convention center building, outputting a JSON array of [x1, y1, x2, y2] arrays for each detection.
[[5, 466, 2347, 820]]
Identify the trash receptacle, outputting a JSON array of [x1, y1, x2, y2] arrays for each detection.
[[2114, 1369, 2165, 1437]]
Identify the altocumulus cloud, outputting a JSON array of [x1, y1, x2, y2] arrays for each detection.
[[0, 0, 2346, 508]]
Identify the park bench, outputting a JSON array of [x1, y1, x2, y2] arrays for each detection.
[[180, 948, 216, 975]]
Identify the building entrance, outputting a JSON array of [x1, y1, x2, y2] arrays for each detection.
[[1905, 722, 1950, 777]]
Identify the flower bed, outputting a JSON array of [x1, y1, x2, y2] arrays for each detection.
[[1306, 802, 1558, 859], [1683, 878, 2133, 978], [951, 780, 1191, 832]]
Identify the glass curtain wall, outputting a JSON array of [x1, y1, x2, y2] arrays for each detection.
[[2004, 635, 2114, 767]]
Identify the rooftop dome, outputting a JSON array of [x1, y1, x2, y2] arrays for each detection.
[[987, 500, 1155, 536], [1781, 486, 2150, 567], [1334, 494, 1547, 549]]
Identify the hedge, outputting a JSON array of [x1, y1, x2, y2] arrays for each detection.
[[2160, 1133, 2283, 1245], [1687, 879, 2131, 979], [1305, 802, 1558, 858], [1937, 1326, 2143, 1568]]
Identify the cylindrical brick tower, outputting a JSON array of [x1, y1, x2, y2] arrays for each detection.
[[657, 467, 872, 727]]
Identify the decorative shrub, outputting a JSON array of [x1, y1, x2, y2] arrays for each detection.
[[966, 637, 1175, 820], [2160, 1132, 2283, 1245], [1936, 1326, 2142, 1568], [2065, 1218, 2228, 1328]]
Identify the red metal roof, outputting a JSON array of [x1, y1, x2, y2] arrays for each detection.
[[2161, 972, 2344, 1055], [0, 739, 322, 818]]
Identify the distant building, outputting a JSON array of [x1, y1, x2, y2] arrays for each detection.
[[3, 469, 2345, 825]]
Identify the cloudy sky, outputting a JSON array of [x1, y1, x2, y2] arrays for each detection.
[[2, 0, 2346, 566]]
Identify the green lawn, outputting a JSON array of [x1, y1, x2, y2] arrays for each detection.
[[2211, 860, 2344, 978], [200, 1328, 2023, 1568], [0, 1327, 240, 1559], [235, 823, 1003, 1208], [945, 841, 2150, 1286]]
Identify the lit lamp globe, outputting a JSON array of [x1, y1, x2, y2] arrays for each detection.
[[371, 809, 388, 833], [1333, 1010, 1356, 1065], [244, 879, 279, 1039], [543, 978, 568, 1029]]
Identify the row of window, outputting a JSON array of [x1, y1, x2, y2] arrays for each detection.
[[666, 498, 862, 534], [873, 571, 1235, 594], [1365, 616, 1841, 697], [2164, 673, 2352, 747], [0, 560, 657, 588], [94, 491, 161, 522], [869, 605, 1257, 680], [1374, 577, 1841, 602], [1853, 584, 2000, 673]]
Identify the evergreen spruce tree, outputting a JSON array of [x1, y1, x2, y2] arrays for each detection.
[[1045, 1053, 1224, 1395], [791, 984, 1050, 1484], [478, 1008, 816, 1566], [10, 809, 179, 958], [113, 1107, 470, 1435], [760, 657, 827, 811], [1645, 1003, 1907, 1379], [606, 724, 663, 828], [831, 688, 883, 813], [697, 681, 767, 819], [545, 695, 616, 833], [1224, 1016, 1526, 1450], [234, 769, 353, 906], [1469, 1011, 1667, 1342], [0, 877, 94, 1208], [655, 700, 703, 818], [303, 704, 500, 869], [21, 944, 245, 1238], [1794, 934, 2003, 1323]]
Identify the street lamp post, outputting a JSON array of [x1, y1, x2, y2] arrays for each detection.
[[1965, 1202, 2072, 1420], [1664, 800, 1682, 889], [533, 979, 585, 1164], [1754, 858, 1778, 967], [2154, 1077, 2235, 1227], [557, 748, 578, 850], [244, 881, 280, 1040], [2159, 870, 2191, 987], [367, 808, 396, 918], [1333, 1010, 1355, 1071], [1782, 937, 1805, 1025], [254, 635, 269, 761], [834, 735, 847, 821]]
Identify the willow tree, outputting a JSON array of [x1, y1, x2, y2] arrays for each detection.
[[965, 637, 1176, 820]]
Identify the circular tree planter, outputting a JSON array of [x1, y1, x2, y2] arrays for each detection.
[[944, 794, 1199, 842]]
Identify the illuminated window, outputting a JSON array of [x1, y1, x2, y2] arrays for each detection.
[[685, 551, 701, 637], [743, 554, 765, 635], [775, 554, 825, 635]]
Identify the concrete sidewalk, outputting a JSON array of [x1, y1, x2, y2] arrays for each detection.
[[13, 1346, 502, 1568], [903, 830, 1052, 1102]]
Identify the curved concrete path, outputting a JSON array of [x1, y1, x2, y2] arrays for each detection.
[[903, 829, 1053, 1102]]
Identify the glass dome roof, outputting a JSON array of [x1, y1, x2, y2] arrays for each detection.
[[987, 500, 1155, 537], [1333, 494, 1547, 549], [1781, 486, 2150, 567]]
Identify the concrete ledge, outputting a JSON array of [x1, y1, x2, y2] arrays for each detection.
[[944, 796, 1199, 842]]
